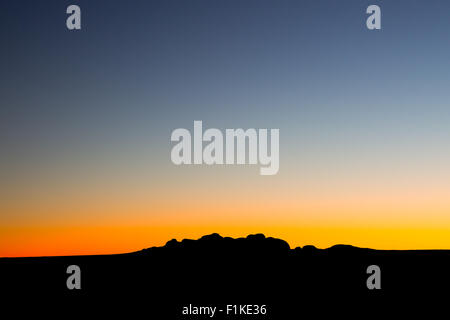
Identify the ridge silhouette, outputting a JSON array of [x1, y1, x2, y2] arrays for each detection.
[[1, 233, 449, 317]]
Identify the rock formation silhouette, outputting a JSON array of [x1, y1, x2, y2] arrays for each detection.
[[1, 233, 448, 317]]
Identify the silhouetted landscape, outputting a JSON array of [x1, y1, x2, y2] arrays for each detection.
[[1, 233, 449, 316]]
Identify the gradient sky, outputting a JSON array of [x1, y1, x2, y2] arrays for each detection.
[[2, 0, 450, 256]]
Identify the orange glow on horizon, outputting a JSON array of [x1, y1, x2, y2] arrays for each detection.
[[2, 222, 450, 257], [3, 161, 450, 257]]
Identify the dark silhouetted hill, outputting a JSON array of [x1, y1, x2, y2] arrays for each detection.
[[1, 233, 449, 317]]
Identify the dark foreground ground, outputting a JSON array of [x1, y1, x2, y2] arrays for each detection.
[[1, 233, 449, 317]]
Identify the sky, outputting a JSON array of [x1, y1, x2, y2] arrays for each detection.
[[2, 0, 450, 256]]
